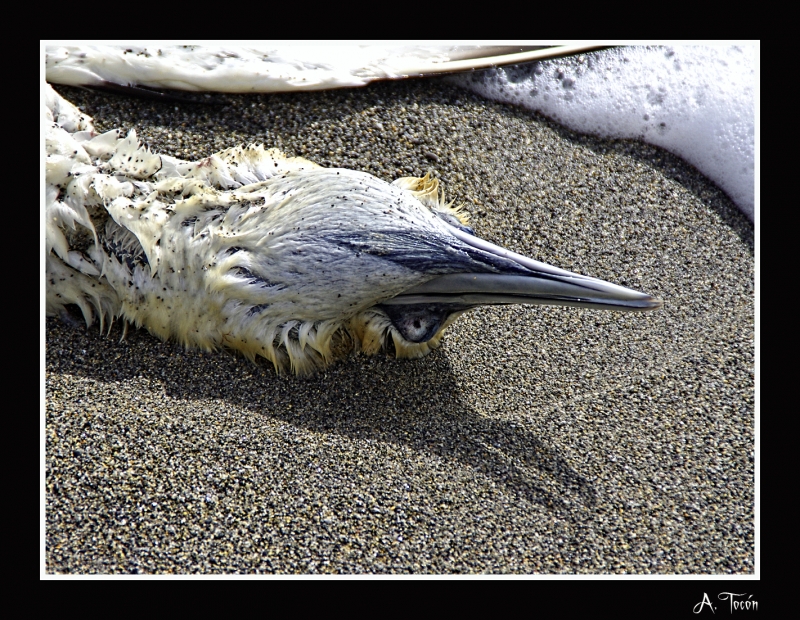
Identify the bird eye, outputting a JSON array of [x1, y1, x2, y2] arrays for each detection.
[[378, 303, 452, 343], [400, 312, 443, 343]]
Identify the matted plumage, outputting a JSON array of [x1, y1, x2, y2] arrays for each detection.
[[45, 79, 661, 375]]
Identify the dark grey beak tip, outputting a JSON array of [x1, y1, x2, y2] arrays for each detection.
[[636, 295, 664, 311]]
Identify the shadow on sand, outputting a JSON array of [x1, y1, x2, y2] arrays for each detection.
[[46, 317, 597, 512]]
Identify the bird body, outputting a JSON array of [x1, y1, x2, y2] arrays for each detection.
[[45, 84, 662, 375]]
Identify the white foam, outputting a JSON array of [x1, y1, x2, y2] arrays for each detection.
[[451, 45, 756, 221]]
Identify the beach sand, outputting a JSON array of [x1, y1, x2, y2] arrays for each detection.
[[45, 77, 754, 574]]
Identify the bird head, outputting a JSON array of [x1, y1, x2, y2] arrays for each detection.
[[91, 142, 662, 375], [337, 171, 663, 362]]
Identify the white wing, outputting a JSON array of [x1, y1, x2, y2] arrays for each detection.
[[45, 44, 603, 92]]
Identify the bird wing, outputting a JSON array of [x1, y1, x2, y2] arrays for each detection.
[[45, 45, 605, 93]]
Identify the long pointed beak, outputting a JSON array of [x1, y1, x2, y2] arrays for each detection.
[[382, 225, 663, 312]]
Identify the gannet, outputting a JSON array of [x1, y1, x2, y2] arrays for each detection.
[[45, 83, 662, 375]]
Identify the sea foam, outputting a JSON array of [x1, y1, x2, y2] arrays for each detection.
[[451, 45, 756, 221]]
